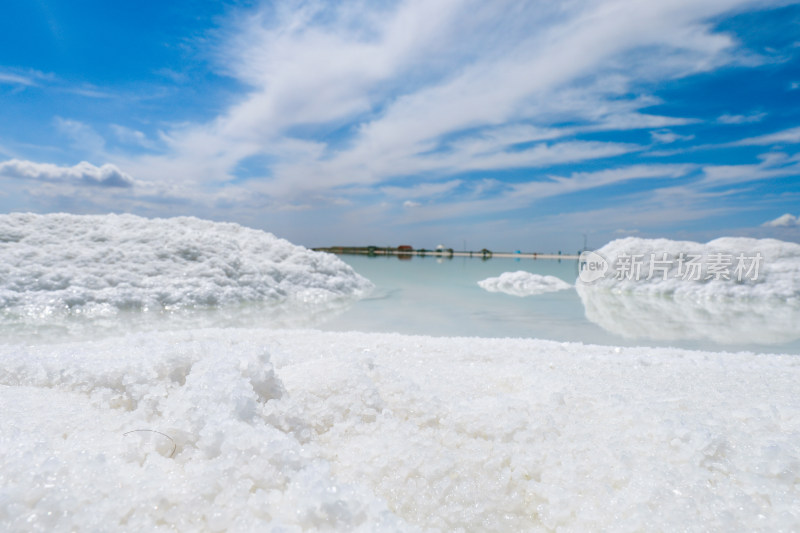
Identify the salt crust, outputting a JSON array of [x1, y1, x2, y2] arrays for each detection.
[[0, 213, 373, 318], [1, 329, 798, 531], [478, 271, 572, 297]]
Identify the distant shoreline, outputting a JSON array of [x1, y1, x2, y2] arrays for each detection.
[[314, 246, 580, 260]]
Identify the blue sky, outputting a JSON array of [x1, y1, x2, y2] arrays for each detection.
[[1, 0, 799, 252]]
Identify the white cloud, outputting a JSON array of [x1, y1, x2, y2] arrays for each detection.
[[56, 118, 107, 155], [717, 112, 767, 124], [0, 159, 135, 188], [650, 129, 695, 144], [109, 0, 767, 200], [763, 213, 799, 227], [733, 126, 800, 146], [0, 68, 53, 87], [67, 86, 115, 99], [265, 139, 641, 202], [386, 163, 694, 224], [701, 152, 800, 185], [0, 73, 37, 86], [513, 164, 693, 199], [0, 69, 107, 98], [111, 125, 157, 150], [532, 185, 741, 237], [381, 180, 463, 200], [441, 140, 640, 173]]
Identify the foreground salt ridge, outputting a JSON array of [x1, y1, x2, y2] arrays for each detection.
[[0, 213, 373, 319], [577, 236, 800, 344], [0, 332, 407, 532], [478, 271, 572, 297], [2, 329, 799, 531]]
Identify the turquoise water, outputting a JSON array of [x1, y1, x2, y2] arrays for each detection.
[[323, 254, 800, 354]]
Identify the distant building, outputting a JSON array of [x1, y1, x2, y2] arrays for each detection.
[[397, 245, 413, 252]]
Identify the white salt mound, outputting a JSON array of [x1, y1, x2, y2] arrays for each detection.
[[577, 237, 800, 344], [1, 329, 799, 531], [0, 213, 373, 318], [577, 236, 800, 300], [478, 271, 572, 297]]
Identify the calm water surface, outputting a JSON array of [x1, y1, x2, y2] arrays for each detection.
[[5, 252, 797, 354], [322, 254, 800, 354]]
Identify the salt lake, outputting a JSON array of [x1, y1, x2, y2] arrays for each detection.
[[327, 253, 800, 354]]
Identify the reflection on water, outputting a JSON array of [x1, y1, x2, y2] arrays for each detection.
[[328, 255, 800, 354], [576, 285, 800, 345], [0, 295, 362, 344]]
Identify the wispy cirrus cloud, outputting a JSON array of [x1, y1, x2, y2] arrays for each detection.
[[650, 129, 696, 144], [0, 73, 37, 87], [114, 0, 764, 198], [717, 112, 767, 124], [701, 152, 800, 185], [381, 180, 463, 201], [732, 125, 800, 146], [0, 68, 54, 88], [0, 68, 115, 100], [380, 163, 695, 224]]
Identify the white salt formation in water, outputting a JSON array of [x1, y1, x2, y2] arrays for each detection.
[[1, 329, 799, 531], [478, 271, 572, 296], [577, 237, 800, 344], [0, 213, 372, 318], [578, 236, 800, 299]]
